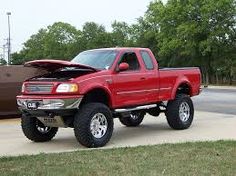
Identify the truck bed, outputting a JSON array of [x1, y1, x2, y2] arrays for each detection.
[[158, 67, 201, 101]]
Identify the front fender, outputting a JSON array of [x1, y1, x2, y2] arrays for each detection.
[[79, 83, 113, 107]]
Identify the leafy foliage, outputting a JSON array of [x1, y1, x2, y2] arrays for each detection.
[[0, 58, 7, 65], [11, 0, 236, 84], [144, 0, 236, 84]]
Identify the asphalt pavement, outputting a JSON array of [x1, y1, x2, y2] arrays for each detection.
[[193, 87, 236, 115], [0, 111, 235, 156], [0, 86, 235, 156]]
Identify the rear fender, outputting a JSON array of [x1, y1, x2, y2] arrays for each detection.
[[171, 77, 192, 99]]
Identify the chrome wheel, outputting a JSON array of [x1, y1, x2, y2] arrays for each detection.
[[35, 119, 51, 134], [130, 112, 140, 120], [36, 124, 51, 134], [179, 102, 190, 122], [119, 111, 145, 127], [90, 113, 108, 139]]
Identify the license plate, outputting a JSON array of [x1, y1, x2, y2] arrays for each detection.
[[26, 101, 39, 110]]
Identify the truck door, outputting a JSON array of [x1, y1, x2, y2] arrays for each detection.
[[112, 51, 148, 107]]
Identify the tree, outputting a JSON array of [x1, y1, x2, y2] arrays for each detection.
[[81, 22, 112, 49], [131, 17, 160, 58], [144, 0, 236, 84], [43, 22, 80, 59], [16, 22, 82, 63], [111, 21, 132, 46], [11, 52, 25, 65], [0, 58, 7, 65], [10, 0, 236, 85], [22, 28, 48, 60]]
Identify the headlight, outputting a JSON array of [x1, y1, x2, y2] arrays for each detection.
[[56, 83, 78, 93], [21, 84, 25, 92]]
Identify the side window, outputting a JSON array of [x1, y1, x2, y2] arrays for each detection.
[[119, 52, 140, 71], [140, 51, 154, 70]]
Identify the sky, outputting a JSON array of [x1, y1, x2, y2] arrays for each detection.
[[0, 0, 161, 54]]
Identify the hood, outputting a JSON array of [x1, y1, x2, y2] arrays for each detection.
[[24, 59, 99, 72]]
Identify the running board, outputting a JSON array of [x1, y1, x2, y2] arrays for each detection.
[[115, 104, 157, 113]]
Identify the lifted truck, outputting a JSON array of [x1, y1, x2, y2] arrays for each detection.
[[17, 48, 201, 148]]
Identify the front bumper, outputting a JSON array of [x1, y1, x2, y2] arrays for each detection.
[[17, 95, 83, 111], [17, 95, 83, 127]]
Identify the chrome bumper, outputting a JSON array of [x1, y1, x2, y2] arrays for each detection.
[[17, 97, 83, 110]]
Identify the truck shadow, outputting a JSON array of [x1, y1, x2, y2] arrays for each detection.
[[43, 117, 186, 149], [110, 121, 175, 145], [45, 122, 173, 149], [15, 117, 197, 154], [50, 118, 177, 149]]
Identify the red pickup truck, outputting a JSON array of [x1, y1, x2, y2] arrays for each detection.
[[17, 48, 201, 148]]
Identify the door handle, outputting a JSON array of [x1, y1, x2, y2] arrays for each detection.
[[140, 77, 146, 80]]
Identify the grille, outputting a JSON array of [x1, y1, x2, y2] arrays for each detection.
[[25, 84, 53, 93]]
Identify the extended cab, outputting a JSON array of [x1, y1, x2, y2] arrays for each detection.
[[17, 48, 201, 148]]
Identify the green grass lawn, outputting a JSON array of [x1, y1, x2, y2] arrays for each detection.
[[0, 141, 235, 176]]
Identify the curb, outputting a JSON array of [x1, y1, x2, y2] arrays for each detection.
[[202, 85, 236, 90]]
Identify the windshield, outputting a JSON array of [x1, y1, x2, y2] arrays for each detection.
[[71, 50, 118, 70]]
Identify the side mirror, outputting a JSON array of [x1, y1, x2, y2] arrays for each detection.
[[118, 62, 129, 72]]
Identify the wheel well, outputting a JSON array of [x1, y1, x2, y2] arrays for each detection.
[[176, 83, 191, 96], [80, 88, 111, 108]]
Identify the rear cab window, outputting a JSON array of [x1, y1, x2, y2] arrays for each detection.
[[140, 51, 154, 70]]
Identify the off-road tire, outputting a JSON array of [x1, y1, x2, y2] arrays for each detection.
[[119, 111, 145, 127], [74, 103, 114, 148], [21, 113, 58, 142], [166, 94, 194, 130]]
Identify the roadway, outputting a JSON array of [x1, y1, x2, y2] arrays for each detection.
[[0, 86, 235, 156], [193, 87, 236, 115]]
